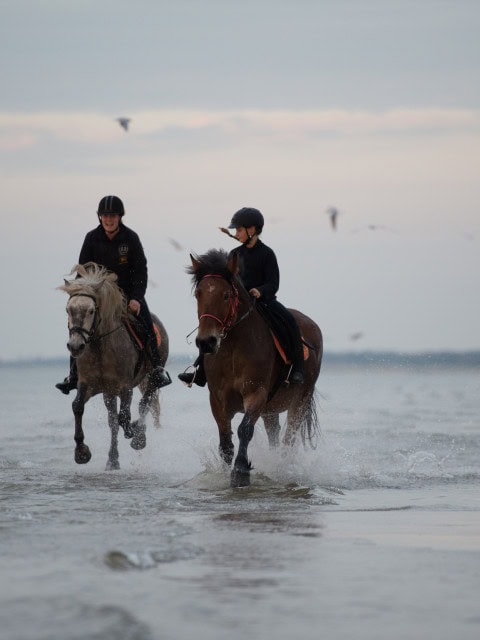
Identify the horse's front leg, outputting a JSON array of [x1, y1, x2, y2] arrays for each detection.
[[231, 408, 260, 488], [72, 384, 91, 464], [103, 394, 120, 470], [231, 388, 268, 487], [118, 388, 133, 438], [209, 393, 235, 467]]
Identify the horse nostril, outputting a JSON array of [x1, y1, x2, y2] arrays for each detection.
[[207, 336, 217, 350], [196, 335, 218, 354]]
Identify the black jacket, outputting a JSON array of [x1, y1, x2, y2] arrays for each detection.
[[79, 223, 148, 301], [229, 239, 279, 301]]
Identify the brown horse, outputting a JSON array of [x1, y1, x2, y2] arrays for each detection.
[[187, 249, 323, 487], [58, 262, 169, 470]]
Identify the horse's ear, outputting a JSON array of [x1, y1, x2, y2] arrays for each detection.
[[64, 279, 69, 286], [190, 254, 201, 272], [227, 252, 239, 276]]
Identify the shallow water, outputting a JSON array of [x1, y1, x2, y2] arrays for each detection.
[[1, 359, 479, 640]]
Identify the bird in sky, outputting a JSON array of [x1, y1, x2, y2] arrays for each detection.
[[168, 237, 184, 252], [326, 206, 339, 230], [116, 117, 131, 132], [349, 331, 364, 342]]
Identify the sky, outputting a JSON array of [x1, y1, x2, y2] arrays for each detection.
[[1, 0, 479, 360]]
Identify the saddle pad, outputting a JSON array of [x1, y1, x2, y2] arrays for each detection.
[[125, 320, 162, 350], [271, 332, 309, 365]]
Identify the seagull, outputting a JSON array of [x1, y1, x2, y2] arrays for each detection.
[[326, 207, 339, 230], [349, 331, 364, 342], [168, 237, 183, 252], [116, 117, 131, 132]]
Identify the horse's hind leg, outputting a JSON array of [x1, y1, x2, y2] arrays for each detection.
[[103, 394, 120, 470], [72, 386, 91, 464], [284, 392, 318, 448], [139, 378, 161, 427], [262, 413, 281, 448], [150, 390, 161, 427], [283, 403, 304, 447], [129, 382, 154, 451]]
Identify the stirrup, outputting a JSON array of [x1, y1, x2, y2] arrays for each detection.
[[178, 365, 196, 388], [284, 365, 304, 385], [150, 366, 172, 389]]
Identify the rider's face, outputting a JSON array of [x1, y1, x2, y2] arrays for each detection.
[[234, 227, 247, 242], [100, 213, 121, 235], [234, 226, 256, 243]]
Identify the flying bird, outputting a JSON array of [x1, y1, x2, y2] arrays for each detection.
[[349, 331, 364, 342], [168, 237, 184, 252], [116, 117, 131, 132], [326, 207, 339, 230]]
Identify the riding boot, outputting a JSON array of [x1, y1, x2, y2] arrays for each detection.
[[147, 337, 172, 389], [55, 358, 78, 394], [289, 336, 305, 384], [178, 353, 207, 387]]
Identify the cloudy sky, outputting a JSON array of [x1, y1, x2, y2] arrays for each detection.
[[1, 0, 479, 360]]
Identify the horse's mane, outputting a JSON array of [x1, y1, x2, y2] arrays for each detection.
[[188, 248, 239, 290], [58, 262, 127, 324]]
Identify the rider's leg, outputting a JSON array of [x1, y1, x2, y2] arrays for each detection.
[[290, 327, 305, 384], [138, 301, 171, 388], [55, 357, 78, 394], [178, 352, 207, 387], [270, 301, 304, 384]]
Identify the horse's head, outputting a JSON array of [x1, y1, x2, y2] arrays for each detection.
[[59, 263, 125, 358], [65, 293, 98, 357], [190, 250, 241, 355]]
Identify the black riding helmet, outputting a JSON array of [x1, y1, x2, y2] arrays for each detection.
[[97, 195, 125, 219], [228, 207, 264, 234]]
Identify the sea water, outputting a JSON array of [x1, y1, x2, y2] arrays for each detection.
[[0, 356, 479, 640]]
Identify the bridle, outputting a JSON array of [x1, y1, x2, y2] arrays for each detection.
[[197, 274, 254, 339], [67, 293, 99, 344], [67, 293, 123, 344]]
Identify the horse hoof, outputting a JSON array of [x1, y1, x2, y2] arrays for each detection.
[[231, 467, 250, 488], [74, 445, 91, 465], [123, 421, 135, 439], [131, 434, 146, 450], [106, 459, 120, 471]]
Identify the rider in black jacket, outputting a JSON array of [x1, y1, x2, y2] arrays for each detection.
[[56, 195, 171, 394], [178, 207, 305, 387]]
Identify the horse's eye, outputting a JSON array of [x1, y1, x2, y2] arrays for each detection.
[[223, 291, 230, 301]]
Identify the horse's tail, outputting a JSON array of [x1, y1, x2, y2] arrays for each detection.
[[300, 389, 320, 448]]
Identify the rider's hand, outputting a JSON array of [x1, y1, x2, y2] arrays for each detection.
[[128, 299, 141, 315], [249, 288, 261, 299]]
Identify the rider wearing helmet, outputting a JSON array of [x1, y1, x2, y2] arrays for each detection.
[[56, 195, 171, 394], [178, 206, 305, 387]]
